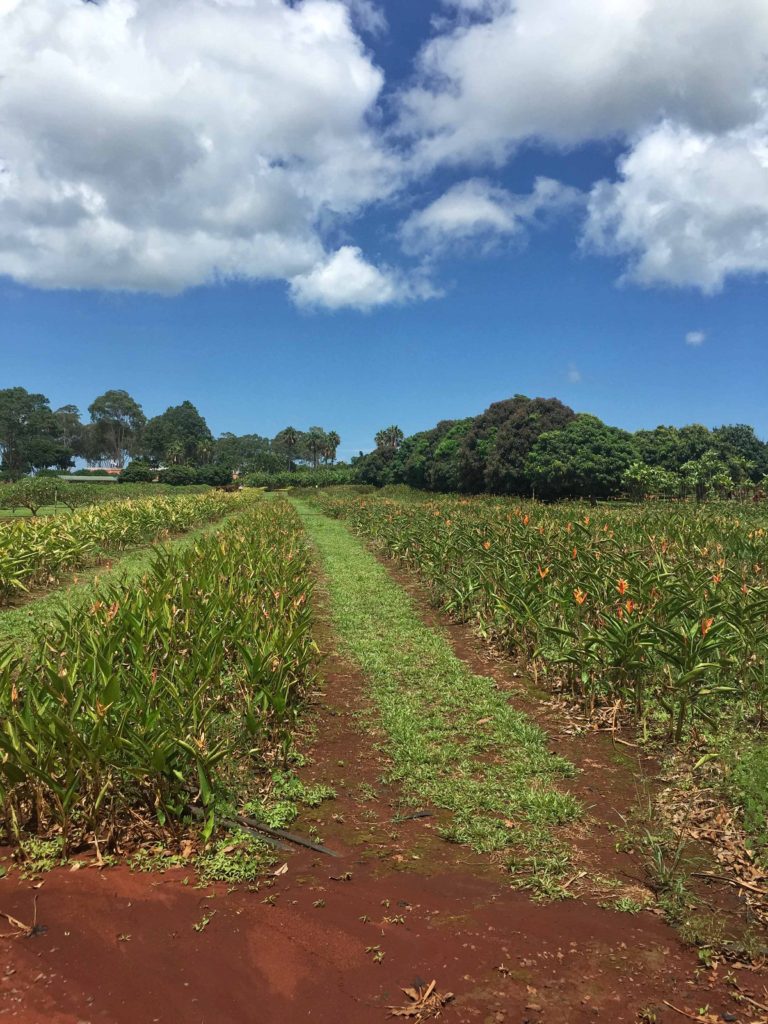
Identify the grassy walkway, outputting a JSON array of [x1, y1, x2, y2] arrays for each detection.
[[294, 501, 580, 887]]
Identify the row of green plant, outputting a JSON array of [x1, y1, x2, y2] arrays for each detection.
[[311, 490, 768, 743], [0, 499, 315, 848], [0, 489, 243, 603], [0, 476, 211, 515]]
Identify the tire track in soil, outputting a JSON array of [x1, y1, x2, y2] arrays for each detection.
[[0, 531, 766, 1023]]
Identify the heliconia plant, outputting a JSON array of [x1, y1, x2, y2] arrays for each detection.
[[0, 490, 245, 604], [0, 499, 315, 849], [312, 491, 768, 743]]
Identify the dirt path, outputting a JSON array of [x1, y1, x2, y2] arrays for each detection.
[[1, 518, 767, 1023]]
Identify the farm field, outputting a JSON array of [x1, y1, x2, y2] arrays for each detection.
[[1, 488, 767, 1023], [0, 488, 242, 604]]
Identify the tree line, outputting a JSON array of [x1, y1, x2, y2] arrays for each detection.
[[0, 387, 342, 480], [4, 385, 767, 500], [354, 396, 768, 500]]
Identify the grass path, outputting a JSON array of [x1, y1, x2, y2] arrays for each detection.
[[0, 513, 241, 649], [294, 500, 580, 883]]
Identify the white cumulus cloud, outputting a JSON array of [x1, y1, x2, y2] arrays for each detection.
[[400, 177, 580, 255], [401, 0, 768, 167], [584, 113, 768, 292], [0, 0, 400, 305], [289, 245, 429, 311]]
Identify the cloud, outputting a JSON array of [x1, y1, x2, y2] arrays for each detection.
[[341, 0, 386, 34], [685, 331, 706, 346], [584, 112, 768, 292], [0, 0, 400, 305], [401, 0, 768, 167], [567, 365, 582, 383], [289, 246, 431, 311], [400, 177, 580, 256]]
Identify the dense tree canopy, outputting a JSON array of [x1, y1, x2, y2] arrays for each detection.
[[525, 415, 637, 499], [0, 388, 71, 476], [141, 401, 213, 465], [88, 390, 145, 468], [484, 396, 577, 494]]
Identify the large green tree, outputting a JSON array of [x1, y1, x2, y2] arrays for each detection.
[[0, 387, 69, 476], [141, 400, 212, 466], [428, 419, 474, 492], [526, 415, 637, 499], [214, 433, 282, 474], [484, 396, 576, 494], [457, 396, 523, 493], [713, 424, 768, 481], [324, 431, 341, 464], [304, 426, 328, 469], [88, 389, 146, 468]]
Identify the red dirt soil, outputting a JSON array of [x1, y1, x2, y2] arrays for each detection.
[[1, 590, 767, 1023]]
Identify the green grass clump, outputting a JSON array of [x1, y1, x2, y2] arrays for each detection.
[[244, 770, 336, 829], [727, 740, 768, 862], [196, 835, 274, 884], [294, 501, 580, 882]]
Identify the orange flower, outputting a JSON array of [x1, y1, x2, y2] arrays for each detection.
[[572, 546, 578, 560], [537, 565, 550, 579], [616, 579, 629, 596], [625, 599, 635, 615], [522, 514, 530, 526], [701, 617, 715, 637], [482, 540, 491, 550], [573, 588, 587, 605], [584, 516, 590, 525], [711, 573, 722, 585]]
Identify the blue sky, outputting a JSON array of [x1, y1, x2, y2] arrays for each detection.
[[1, 0, 767, 457]]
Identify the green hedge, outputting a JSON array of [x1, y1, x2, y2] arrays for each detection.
[[242, 467, 356, 490]]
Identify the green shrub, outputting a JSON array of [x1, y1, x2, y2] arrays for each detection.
[[119, 462, 156, 484], [198, 465, 233, 487], [159, 465, 199, 486], [242, 467, 356, 490]]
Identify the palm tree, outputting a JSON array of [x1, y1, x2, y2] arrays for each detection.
[[280, 426, 300, 471], [325, 431, 341, 464], [166, 439, 184, 465], [375, 425, 404, 451], [197, 438, 214, 465], [306, 427, 326, 470]]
